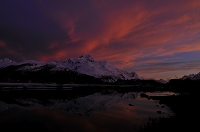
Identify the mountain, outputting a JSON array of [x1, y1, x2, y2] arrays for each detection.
[[0, 58, 17, 68], [146, 78, 168, 84], [56, 55, 142, 82], [0, 55, 142, 83], [181, 72, 200, 80], [169, 72, 200, 91], [156, 79, 168, 84]]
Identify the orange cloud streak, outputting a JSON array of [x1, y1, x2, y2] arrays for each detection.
[[39, 50, 68, 62], [35, 0, 200, 79]]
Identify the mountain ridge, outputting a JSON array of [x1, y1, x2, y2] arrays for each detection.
[[181, 72, 200, 80], [0, 55, 142, 83]]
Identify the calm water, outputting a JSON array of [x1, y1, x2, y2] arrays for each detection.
[[0, 90, 175, 132]]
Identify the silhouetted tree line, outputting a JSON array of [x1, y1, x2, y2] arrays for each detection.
[[168, 79, 200, 93], [114, 79, 166, 87]]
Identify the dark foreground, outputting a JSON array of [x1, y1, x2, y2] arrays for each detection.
[[0, 86, 199, 132], [140, 91, 200, 132]]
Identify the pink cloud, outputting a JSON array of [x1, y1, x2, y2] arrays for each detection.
[[0, 41, 6, 47], [6, 0, 199, 79]]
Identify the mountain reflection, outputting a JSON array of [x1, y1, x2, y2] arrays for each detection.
[[0, 91, 140, 116], [0, 90, 174, 132]]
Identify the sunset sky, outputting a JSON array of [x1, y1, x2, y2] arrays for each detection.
[[1, 0, 200, 80]]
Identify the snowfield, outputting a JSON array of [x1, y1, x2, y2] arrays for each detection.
[[0, 55, 143, 82]]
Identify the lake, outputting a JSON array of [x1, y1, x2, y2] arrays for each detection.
[[0, 89, 175, 132]]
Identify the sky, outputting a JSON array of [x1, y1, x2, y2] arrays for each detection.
[[0, 0, 200, 80]]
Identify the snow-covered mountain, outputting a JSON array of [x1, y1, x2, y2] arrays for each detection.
[[181, 72, 200, 80], [156, 79, 168, 84], [0, 58, 17, 68], [56, 55, 142, 82], [0, 55, 142, 82]]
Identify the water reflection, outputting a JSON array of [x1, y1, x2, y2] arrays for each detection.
[[0, 90, 174, 131], [144, 91, 177, 96]]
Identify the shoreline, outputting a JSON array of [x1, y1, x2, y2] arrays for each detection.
[[0, 82, 167, 91]]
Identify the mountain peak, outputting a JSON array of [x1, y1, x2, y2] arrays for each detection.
[[0, 56, 142, 82], [181, 72, 200, 80], [79, 55, 94, 62], [0, 58, 14, 62], [0, 58, 17, 68]]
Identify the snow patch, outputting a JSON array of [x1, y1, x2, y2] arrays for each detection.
[[0, 55, 143, 82], [181, 72, 200, 80], [0, 58, 17, 68]]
